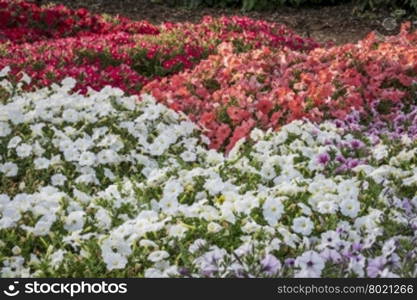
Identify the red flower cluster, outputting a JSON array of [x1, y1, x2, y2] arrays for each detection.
[[0, 0, 159, 43], [145, 23, 417, 151], [2, 33, 148, 94], [0, 2, 318, 94]]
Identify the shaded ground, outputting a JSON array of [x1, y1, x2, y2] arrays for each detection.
[[44, 0, 397, 45]]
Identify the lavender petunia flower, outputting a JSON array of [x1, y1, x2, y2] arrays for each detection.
[[367, 256, 386, 278], [317, 153, 330, 165], [261, 254, 281, 276]]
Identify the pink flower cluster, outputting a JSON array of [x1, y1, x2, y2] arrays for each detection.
[[145, 23, 417, 151]]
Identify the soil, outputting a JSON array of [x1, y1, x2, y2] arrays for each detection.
[[43, 0, 399, 45]]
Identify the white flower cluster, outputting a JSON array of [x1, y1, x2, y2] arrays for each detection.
[[0, 74, 417, 278]]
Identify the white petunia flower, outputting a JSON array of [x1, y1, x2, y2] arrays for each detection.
[[262, 197, 285, 226], [180, 150, 196, 162], [207, 222, 222, 233], [95, 208, 112, 229], [1, 162, 18, 177], [51, 174, 67, 186], [340, 199, 360, 218], [372, 144, 388, 161], [250, 128, 265, 141], [61, 77, 77, 90], [16, 143, 32, 158], [64, 211, 85, 232], [148, 251, 169, 263], [7, 136, 22, 149], [317, 200, 338, 214], [78, 151, 96, 166], [139, 239, 158, 249], [62, 109, 79, 123], [0, 66, 11, 77], [12, 246, 21, 255], [103, 252, 128, 271], [34, 157, 50, 170], [168, 224, 188, 239], [292, 216, 314, 236], [50, 250, 66, 269], [163, 180, 183, 200], [97, 149, 118, 164], [21, 73, 31, 85], [159, 197, 179, 215], [0, 122, 11, 137]]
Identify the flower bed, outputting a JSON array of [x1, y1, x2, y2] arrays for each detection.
[[0, 74, 417, 277], [1, 2, 417, 278]]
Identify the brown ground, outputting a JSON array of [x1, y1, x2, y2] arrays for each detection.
[[44, 0, 399, 45]]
